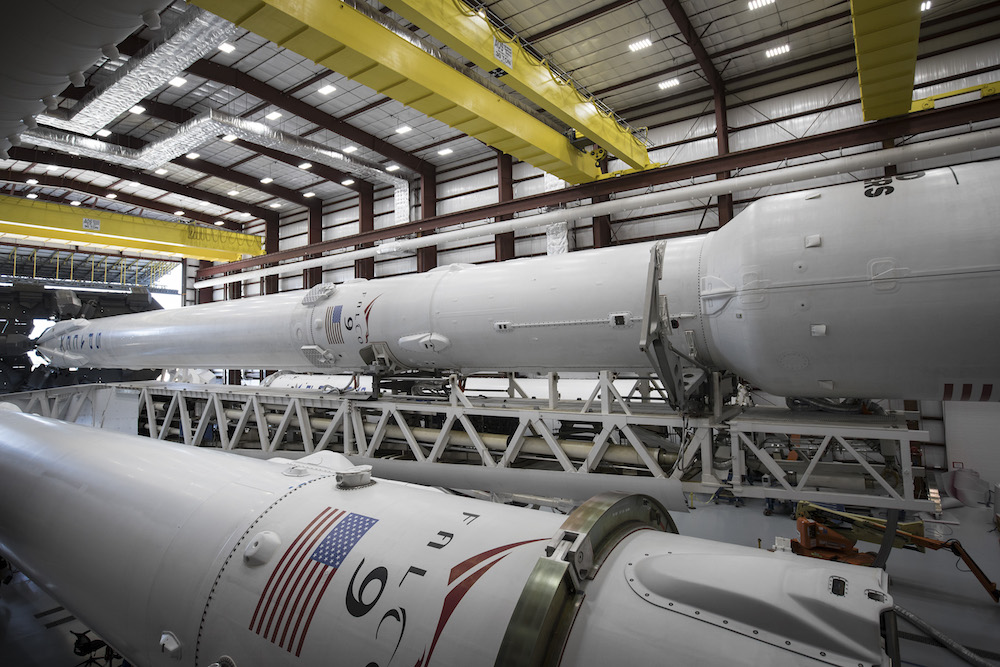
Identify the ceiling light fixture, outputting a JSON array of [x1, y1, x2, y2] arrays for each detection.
[[265, 111, 282, 121], [303, 191, 316, 197], [748, 0, 775, 10], [343, 145, 358, 153], [222, 134, 237, 142], [218, 42, 236, 53], [174, 210, 185, 216], [186, 152, 200, 159], [106, 193, 117, 199], [396, 125, 412, 134], [318, 84, 336, 95], [298, 162, 312, 170], [658, 78, 680, 89], [129, 105, 146, 115], [70, 200, 81, 206], [96, 129, 112, 137], [629, 38, 652, 52], [26, 178, 38, 185], [269, 202, 281, 208], [168, 76, 188, 87], [45, 165, 59, 172], [227, 189, 239, 196], [341, 179, 355, 186], [765, 44, 790, 58], [437, 148, 453, 156], [260, 177, 273, 184], [26, 193, 38, 199], [214, 220, 225, 226], [241, 211, 252, 218], [920, 0, 931, 10], [155, 168, 168, 175], [386, 165, 400, 172]]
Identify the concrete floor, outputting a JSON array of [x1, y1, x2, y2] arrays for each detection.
[[1, 496, 997, 666]]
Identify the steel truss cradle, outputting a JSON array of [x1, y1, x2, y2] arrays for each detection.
[[5, 376, 934, 512]]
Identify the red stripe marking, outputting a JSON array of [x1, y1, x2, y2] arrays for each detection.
[[448, 539, 545, 585], [961, 384, 974, 401], [943, 384, 954, 401], [295, 567, 339, 657], [425, 555, 508, 666], [286, 559, 338, 654], [276, 560, 323, 647], [250, 507, 334, 631], [982, 385, 993, 401], [262, 511, 342, 638]]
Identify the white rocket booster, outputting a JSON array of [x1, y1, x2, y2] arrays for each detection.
[[36, 162, 1000, 401], [0, 411, 894, 666]]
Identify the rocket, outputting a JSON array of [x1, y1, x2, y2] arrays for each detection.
[[36, 161, 1000, 401], [0, 410, 894, 666]]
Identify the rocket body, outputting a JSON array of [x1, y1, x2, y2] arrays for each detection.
[[0, 412, 892, 666], [36, 162, 1000, 400]]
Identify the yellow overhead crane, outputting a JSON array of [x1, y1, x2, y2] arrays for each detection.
[[0, 196, 263, 262], [381, 0, 650, 171], [192, 0, 603, 184], [851, 0, 923, 121]]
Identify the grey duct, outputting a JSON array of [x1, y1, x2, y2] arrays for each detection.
[[24, 110, 411, 224], [194, 125, 1000, 288], [37, 6, 237, 137]]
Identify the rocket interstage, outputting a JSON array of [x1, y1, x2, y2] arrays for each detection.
[[36, 162, 1000, 401], [0, 412, 893, 666]]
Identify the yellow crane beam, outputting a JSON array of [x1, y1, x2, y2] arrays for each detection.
[[0, 196, 263, 262], [192, 0, 601, 184], [851, 0, 922, 121], [382, 0, 649, 170]]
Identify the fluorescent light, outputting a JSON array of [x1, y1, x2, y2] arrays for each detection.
[[96, 129, 112, 137], [260, 177, 273, 184], [386, 164, 400, 172], [396, 125, 412, 134], [628, 38, 652, 52], [26, 193, 37, 199], [265, 111, 282, 121], [343, 145, 358, 153], [129, 105, 146, 115], [227, 189, 239, 196], [748, 0, 775, 9], [222, 134, 237, 142], [26, 178, 38, 184], [269, 202, 281, 208], [106, 193, 117, 199], [658, 78, 680, 90], [318, 84, 336, 95], [174, 210, 185, 216], [437, 148, 453, 156], [130, 181, 141, 187], [241, 211, 252, 217], [168, 76, 187, 87], [45, 165, 59, 172], [920, 0, 931, 10], [154, 168, 168, 175], [303, 191, 316, 197], [214, 220, 225, 226], [218, 42, 236, 53], [765, 44, 790, 58], [341, 179, 355, 186], [298, 162, 312, 170], [70, 200, 81, 206], [186, 152, 200, 159]]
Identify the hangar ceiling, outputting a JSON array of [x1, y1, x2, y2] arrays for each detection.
[[0, 0, 995, 271]]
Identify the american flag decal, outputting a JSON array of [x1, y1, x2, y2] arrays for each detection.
[[326, 305, 345, 345], [249, 508, 377, 655]]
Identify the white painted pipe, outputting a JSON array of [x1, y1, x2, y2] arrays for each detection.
[[195, 127, 1000, 288]]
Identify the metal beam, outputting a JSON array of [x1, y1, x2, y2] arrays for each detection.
[[234, 139, 358, 193], [526, 0, 635, 43], [383, 0, 649, 170], [8, 146, 273, 222], [660, 0, 723, 95], [191, 0, 600, 184], [0, 195, 262, 262], [186, 59, 434, 177], [173, 155, 311, 206], [851, 0, 922, 121], [196, 94, 1000, 278]]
